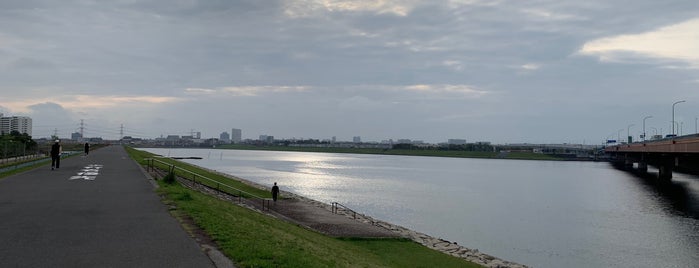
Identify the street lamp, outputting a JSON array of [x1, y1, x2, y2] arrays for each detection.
[[627, 124, 635, 143], [681, 122, 684, 135], [672, 100, 686, 136], [617, 129, 624, 143], [642, 115, 652, 141]]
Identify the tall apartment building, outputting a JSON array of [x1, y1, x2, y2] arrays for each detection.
[[0, 115, 33, 136], [231, 128, 242, 143]]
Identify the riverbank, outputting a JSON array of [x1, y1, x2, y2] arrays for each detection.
[[136, 147, 528, 267]]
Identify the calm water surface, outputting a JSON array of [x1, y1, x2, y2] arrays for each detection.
[[143, 148, 699, 268]]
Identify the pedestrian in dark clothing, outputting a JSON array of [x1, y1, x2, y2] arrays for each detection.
[[50, 140, 62, 170], [271, 182, 279, 202], [84, 142, 90, 156]]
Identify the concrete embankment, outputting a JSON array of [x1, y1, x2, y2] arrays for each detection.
[[188, 167, 528, 268]]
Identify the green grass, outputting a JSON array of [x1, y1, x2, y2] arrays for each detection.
[[125, 146, 270, 198], [0, 158, 51, 179], [126, 146, 480, 267], [157, 181, 479, 268]]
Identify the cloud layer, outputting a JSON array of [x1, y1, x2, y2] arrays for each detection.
[[1, 0, 698, 143]]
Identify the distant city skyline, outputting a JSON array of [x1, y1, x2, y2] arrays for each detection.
[[2, 1, 698, 144]]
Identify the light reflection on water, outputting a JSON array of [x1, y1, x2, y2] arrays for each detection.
[[143, 148, 699, 268]]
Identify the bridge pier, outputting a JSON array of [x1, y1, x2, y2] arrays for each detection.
[[637, 162, 648, 173], [624, 159, 634, 170], [658, 165, 672, 181], [657, 157, 675, 181]]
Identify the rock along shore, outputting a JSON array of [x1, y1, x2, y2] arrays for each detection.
[[186, 166, 528, 268]]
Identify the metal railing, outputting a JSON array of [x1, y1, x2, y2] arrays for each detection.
[[0, 155, 50, 174], [0, 153, 44, 165], [331, 202, 360, 219], [145, 158, 272, 210]]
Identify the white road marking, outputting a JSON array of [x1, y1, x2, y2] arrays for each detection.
[[69, 164, 103, 181]]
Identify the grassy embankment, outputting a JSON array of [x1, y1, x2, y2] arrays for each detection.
[[216, 144, 563, 161], [0, 157, 50, 179], [125, 147, 481, 268]]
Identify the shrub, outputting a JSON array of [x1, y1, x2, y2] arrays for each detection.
[[163, 171, 177, 184]]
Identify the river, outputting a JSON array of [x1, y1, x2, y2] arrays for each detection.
[[142, 148, 699, 268]]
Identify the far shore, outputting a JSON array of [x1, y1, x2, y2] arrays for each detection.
[[144, 144, 599, 162]]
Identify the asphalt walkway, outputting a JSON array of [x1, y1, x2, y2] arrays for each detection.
[[0, 145, 216, 267]]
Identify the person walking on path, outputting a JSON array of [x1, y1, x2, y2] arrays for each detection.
[[50, 140, 62, 170], [271, 182, 280, 202], [84, 142, 90, 156]]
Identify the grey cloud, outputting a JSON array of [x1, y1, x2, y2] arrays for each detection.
[[2, 0, 698, 143]]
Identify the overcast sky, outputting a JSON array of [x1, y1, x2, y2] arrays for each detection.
[[1, 0, 698, 144]]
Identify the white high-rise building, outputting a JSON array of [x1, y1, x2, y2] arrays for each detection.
[[0, 115, 32, 136], [231, 128, 242, 143]]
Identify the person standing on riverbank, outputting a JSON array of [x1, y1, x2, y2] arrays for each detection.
[[50, 140, 62, 170], [271, 182, 279, 202]]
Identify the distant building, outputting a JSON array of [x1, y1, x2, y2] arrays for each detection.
[[71, 132, 82, 141], [220, 132, 230, 143], [259, 135, 268, 141], [231, 128, 242, 143], [0, 115, 32, 136], [448, 139, 467, 145], [353, 136, 361, 143]]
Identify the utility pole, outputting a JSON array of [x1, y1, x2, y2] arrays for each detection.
[[120, 124, 124, 140]]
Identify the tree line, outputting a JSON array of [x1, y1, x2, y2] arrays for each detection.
[[0, 131, 38, 158]]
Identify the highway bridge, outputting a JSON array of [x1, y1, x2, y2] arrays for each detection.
[[605, 134, 699, 180]]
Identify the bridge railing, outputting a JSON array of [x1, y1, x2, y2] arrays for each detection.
[[145, 158, 272, 210]]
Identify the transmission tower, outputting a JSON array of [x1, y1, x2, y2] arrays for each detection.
[[80, 119, 85, 140]]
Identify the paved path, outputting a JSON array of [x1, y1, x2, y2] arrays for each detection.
[[0, 146, 215, 267], [261, 198, 399, 238]]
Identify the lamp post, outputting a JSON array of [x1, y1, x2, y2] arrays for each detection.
[[681, 122, 684, 135], [672, 100, 686, 136], [627, 124, 635, 143], [642, 116, 652, 141], [617, 129, 624, 143]]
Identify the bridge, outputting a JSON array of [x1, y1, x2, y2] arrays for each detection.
[[605, 134, 699, 180]]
